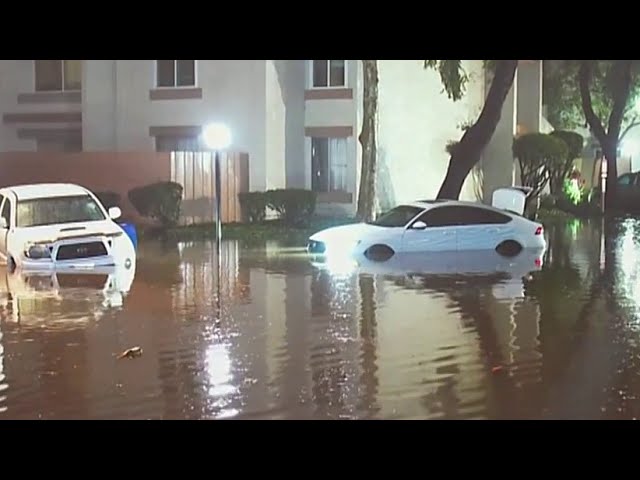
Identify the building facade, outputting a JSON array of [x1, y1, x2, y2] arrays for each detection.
[[0, 60, 543, 215]]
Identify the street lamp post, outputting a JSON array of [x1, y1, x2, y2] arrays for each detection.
[[202, 123, 232, 244], [202, 123, 232, 323], [601, 155, 608, 213]]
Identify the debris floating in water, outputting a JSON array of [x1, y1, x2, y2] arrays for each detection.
[[117, 347, 143, 359]]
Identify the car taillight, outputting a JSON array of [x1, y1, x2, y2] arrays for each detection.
[[535, 226, 543, 236], [535, 257, 542, 267]]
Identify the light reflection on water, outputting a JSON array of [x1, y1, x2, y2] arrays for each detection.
[[0, 218, 640, 418]]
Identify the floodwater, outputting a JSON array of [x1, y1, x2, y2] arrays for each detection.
[[1, 217, 640, 419]]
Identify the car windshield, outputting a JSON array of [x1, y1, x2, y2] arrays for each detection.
[[17, 194, 106, 228], [369, 205, 424, 227]]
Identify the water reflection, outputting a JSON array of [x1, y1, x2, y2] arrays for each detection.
[[0, 266, 135, 325], [0, 324, 6, 414], [3, 217, 640, 418]]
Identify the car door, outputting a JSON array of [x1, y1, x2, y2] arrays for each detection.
[[453, 206, 515, 251], [401, 206, 458, 253], [0, 195, 9, 259]]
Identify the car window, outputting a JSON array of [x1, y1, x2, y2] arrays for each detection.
[[459, 206, 512, 225], [16, 194, 105, 228], [416, 206, 463, 227], [1, 197, 11, 228], [370, 205, 424, 227], [416, 206, 511, 227]]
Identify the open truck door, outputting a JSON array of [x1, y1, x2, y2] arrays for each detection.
[[491, 186, 533, 217]]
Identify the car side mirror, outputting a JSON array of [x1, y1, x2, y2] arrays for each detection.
[[108, 207, 122, 220], [0, 217, 8, 229], [411, 221, 427, 230]]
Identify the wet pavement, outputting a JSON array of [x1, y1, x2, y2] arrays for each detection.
[[1, 217, 640, 419]]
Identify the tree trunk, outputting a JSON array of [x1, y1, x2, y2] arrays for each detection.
[[603, 141, 618, 205], [356, 60, 379, 222], [579, 60, 632, 208], [436, 60, 519, 200]]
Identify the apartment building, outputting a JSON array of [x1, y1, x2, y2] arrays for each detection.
[[0, 60, 543, 214]]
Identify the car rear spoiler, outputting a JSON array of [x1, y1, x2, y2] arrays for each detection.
[[491, 186, 533, 216]]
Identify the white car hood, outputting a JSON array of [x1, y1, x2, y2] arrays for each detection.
[[13, 220, 122, 245], [310, 222, 391, 243]]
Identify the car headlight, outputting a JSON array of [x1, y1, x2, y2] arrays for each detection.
[[24, 243, 52, 260], [324, 238, 361, 256]]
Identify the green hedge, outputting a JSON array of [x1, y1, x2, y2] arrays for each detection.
[[239, 192, 267, 223], [128, 181, 183, 228], [239, 189, 317, 226], [94, 191, 121, 209]]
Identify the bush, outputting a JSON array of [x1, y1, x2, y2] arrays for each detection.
[[239, 192, 267, 223], [550, 130, 584, 160], [128, 181, 183, 228], [513, 133, 568, 197], [549, 130, 584, 194], [563, 178, 584, 205], [94, 191, 121, 209], [264, 189, 317, 226]]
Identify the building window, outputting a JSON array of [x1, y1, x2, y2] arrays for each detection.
[[156, 135, 202, 152], [35, 60, 82, 92], [311, 137, 348, 192], [36, 135, 82, 152], [312, 60, 346, 88], [156, 60, 196, 88]]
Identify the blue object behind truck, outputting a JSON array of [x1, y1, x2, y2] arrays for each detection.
[[119, 222, 138, 250]]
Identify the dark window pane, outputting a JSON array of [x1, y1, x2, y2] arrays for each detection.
[[447, 206, 511, 225], [419, 207, 463, 227], [157, 60, 175, 87], [176, 60, 195, 86], [373, 206, 424, 227], [419, 206, 511, 227], [35, 60, 63, 91], [313, 60, 328, 87], [329, 60, 345, 86], [37, 135, 82, 152], [311, 137, 329, 191], [1, 198, 10, 228], [64, 60, 82, 90], [156, 135, 201, 152]]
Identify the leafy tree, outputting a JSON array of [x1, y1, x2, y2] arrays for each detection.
[[424, 60, 519, 200], [544, 60, 640, 201], [548, 130, 584, 194], [513, 133, 568, 198]]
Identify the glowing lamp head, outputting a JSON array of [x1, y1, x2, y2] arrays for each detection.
[[202, 123, 232, 150]]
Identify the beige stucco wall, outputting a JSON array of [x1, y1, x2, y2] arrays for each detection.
[[375, 60, 485, 208], [0, 60, 79, 152]]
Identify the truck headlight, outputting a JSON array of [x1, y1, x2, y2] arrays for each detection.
[[24, 244, 51, 260]]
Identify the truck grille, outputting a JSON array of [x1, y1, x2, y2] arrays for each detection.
[[56, 242, 108, 261]]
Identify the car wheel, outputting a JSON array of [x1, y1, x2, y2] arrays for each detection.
[[495, 240, 523, 257], [364, 244, 395, 262]]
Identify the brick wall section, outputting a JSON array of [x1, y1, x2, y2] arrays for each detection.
[[0, 151, 250, 225], [0, 152, 171, 223]]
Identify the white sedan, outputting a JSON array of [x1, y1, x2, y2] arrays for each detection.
[[308, 188, 546, 260], [0, 183, 137, 272]]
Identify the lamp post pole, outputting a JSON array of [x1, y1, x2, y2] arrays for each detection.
[[215, 149, 222, 246], [202, 123, 231, 323], [601, 156, 608, 213]]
